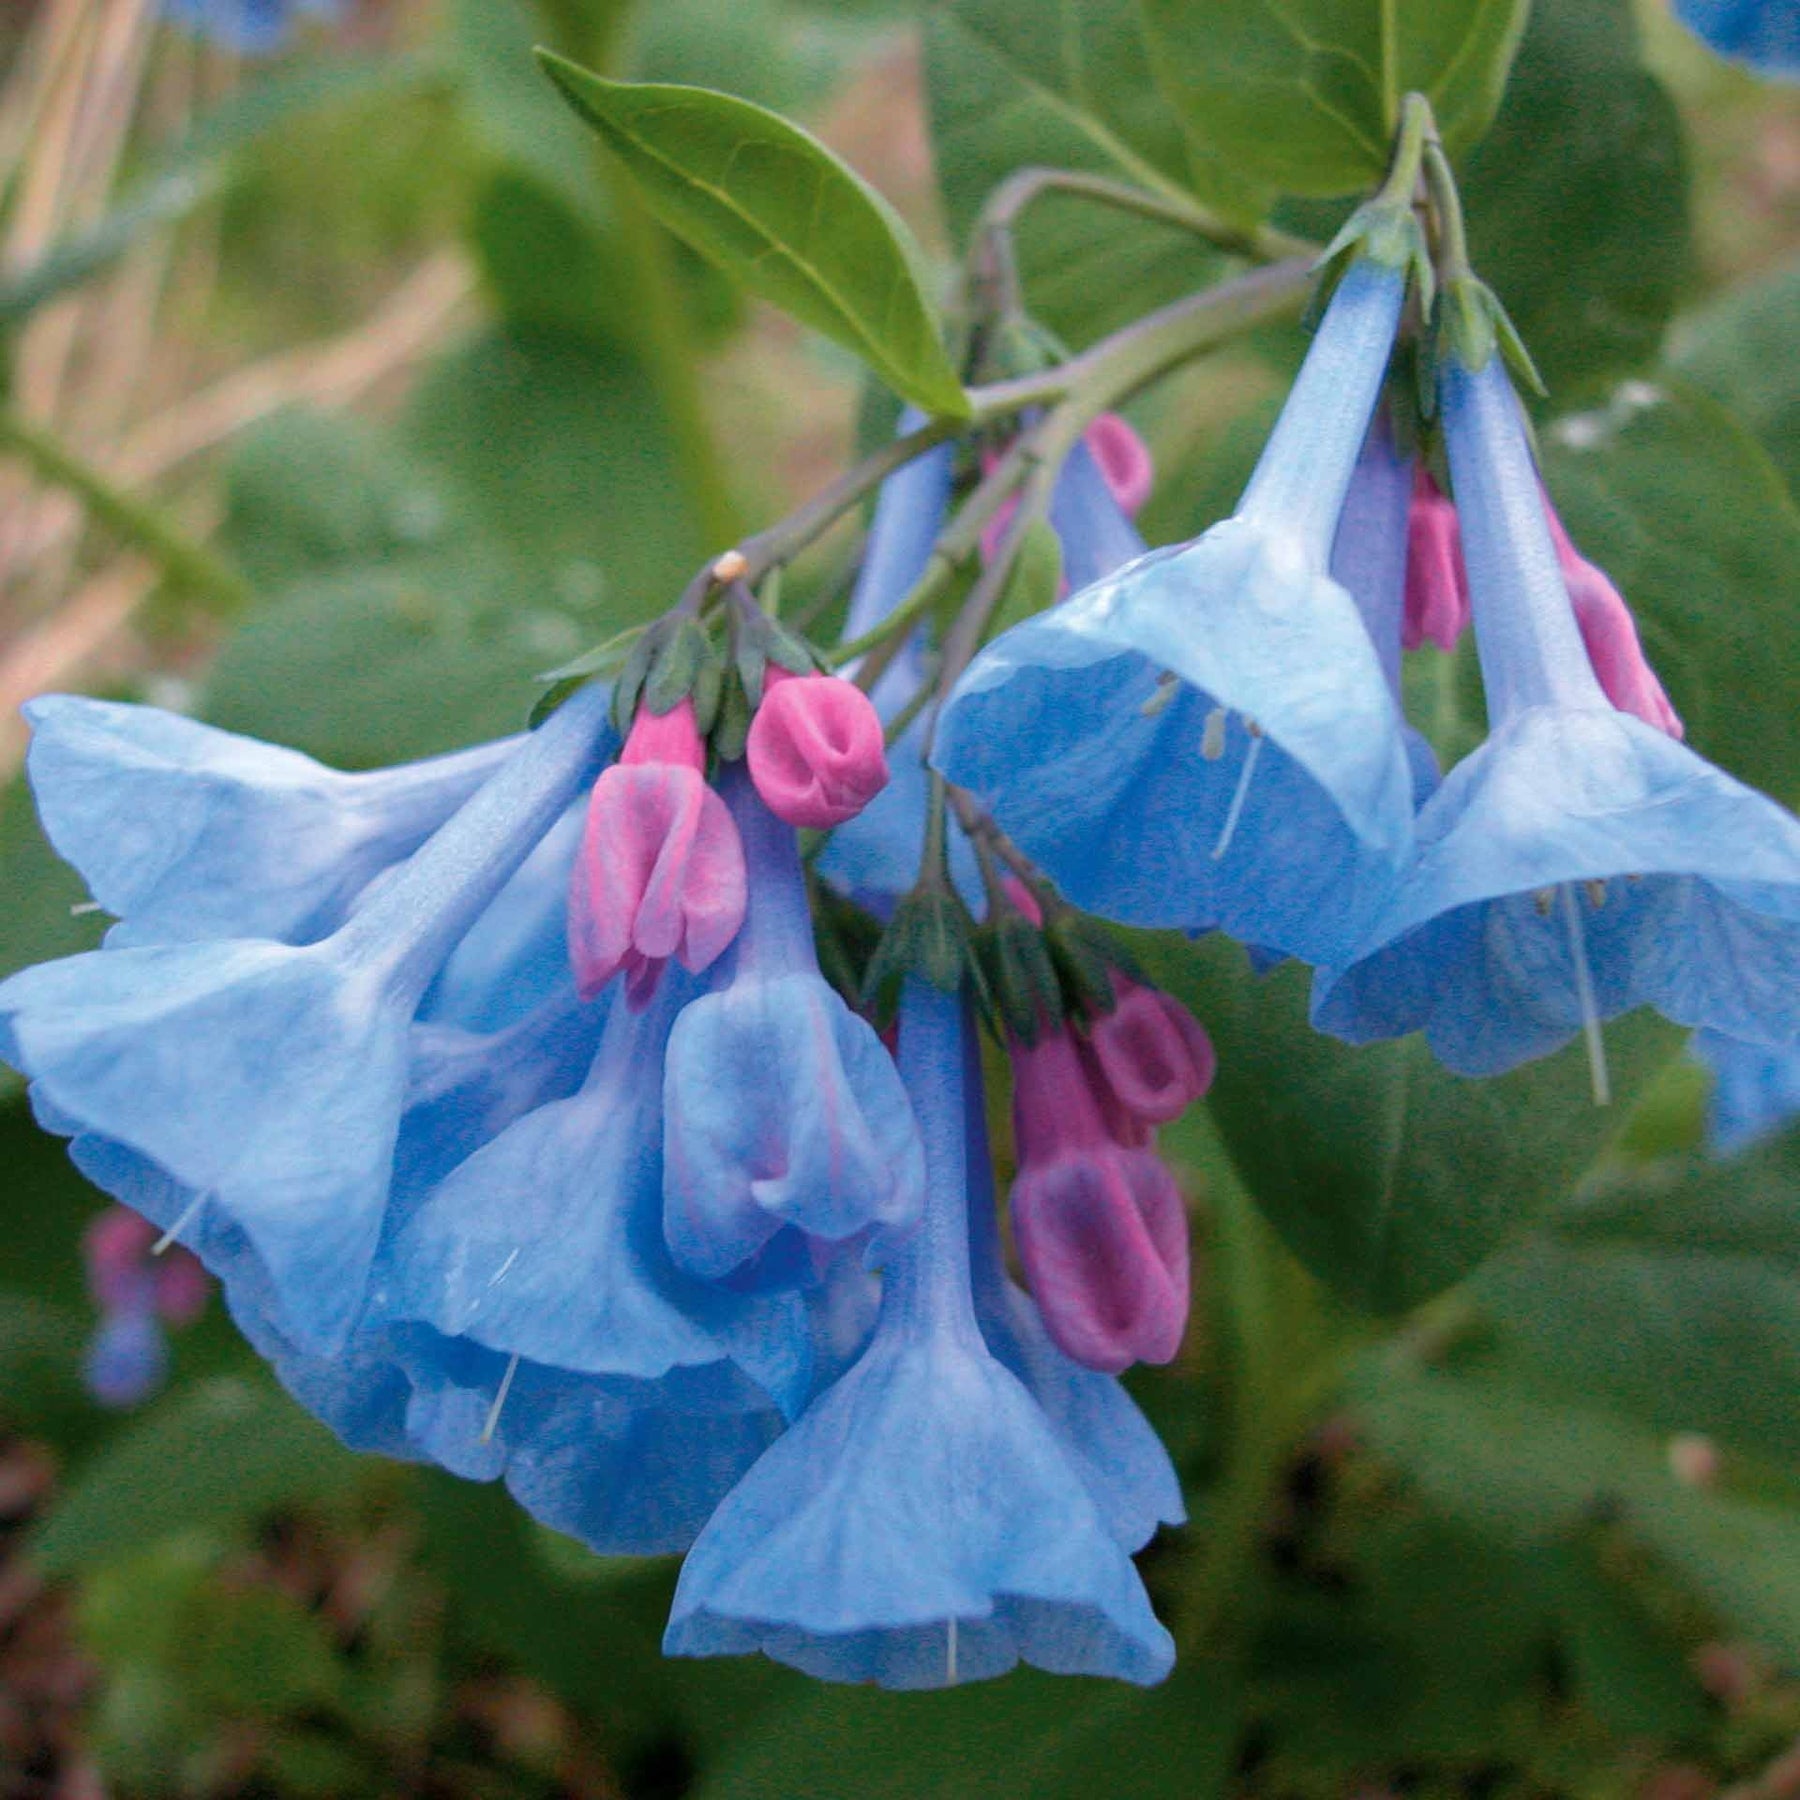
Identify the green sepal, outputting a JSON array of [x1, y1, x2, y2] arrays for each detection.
[[711, 666, 753, 763], [1428, 274, 1547, 405], [528, 674, 587, 731], [536, 622, 644, 691], [975, 914, 1064, 1046], [689, 644, 725, 736], [611, 625, 659, 735], [1311, 197, 1435, 332], [1045, 909, 1137, 1022], [861, 886, 985, 1030], [732, 600, 821, 710], [643, 616, 715, 715], [810, 877, 885, 1010]]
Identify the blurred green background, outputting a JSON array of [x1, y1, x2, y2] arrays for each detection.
[[5, 0, 1800, 1794]]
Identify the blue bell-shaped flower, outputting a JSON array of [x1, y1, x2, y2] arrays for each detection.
[[1695, 1030, 1800, 1155], [664, 977, 1175, 1690], [1675, 0, 1800, 74], [0, 683, 617, 1355], [662, 764, 924, 1284], [934, 259, 1417, 965], [1314, 347, 1800, 1086]]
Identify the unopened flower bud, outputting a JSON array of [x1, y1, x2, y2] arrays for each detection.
[[746, 667, 888, 829]]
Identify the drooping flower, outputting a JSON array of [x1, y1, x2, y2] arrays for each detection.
[[664, 977, 1176, 1689], [1313, 342, 1800, 1083], [385, 963, 813, 1428], [1008, 1027, 1190, 1375], [1, 682, 618, 1356], [567, 698, 747, 1004], [81, 1206, 209, 1408], [1694, 1031, 1800, 1155], [1674, 0, 1800, 74], [21, 695, 516, 948], [934, 257, 1417, 965], [661, 765, 923, 1285], [746, 667, 888, 829]]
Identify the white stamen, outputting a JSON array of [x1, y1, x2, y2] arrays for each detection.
[[1200, 707, 1227, 761], [152, 1192, 206, 1256], [487, 1246, 521, 1290], [1532, 888, 1556, 918], [1559, 883, 1610, 1107], [1585, 879, 1607, 910], [946, 1616, 958, 1686], [482, 1353, 521, 1445], [1212, 730, 1264, 860], [1140, 674, 1179, 719], [69, 900, 102, 917]]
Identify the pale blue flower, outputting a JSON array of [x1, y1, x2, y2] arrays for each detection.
[[664, 978, 1175, 1689], [662, 765, 924, 1285], [1675, 0, 1800, 74], [1314, 352, 1800, 1079], [934, 261, 1416, 966], [1695, 1030, 1800, 1154]]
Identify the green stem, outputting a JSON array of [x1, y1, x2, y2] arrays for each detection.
[[1422, 139, 1473, 285], [0, 409, 255, 612], [1374, 91, 1436, 213]]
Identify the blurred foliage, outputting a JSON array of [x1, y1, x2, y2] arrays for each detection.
[[3, 0, 1800, 1795]]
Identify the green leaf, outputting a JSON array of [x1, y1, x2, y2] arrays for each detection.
[[692, 1660, 1243, 1800], [1131, 933, 1681, 1313], [1474, 1129, 1800, 1471], [0, 777, 103, 985], [922, 0, 1241, 346], [31, 1378, 363, 1577], [1541, 380, 1800, 806], [206, 323, 704, 765], [1461, 0, 1691, 397], [1670, 249, 1800, 496], [1135, 0, 1530, 199], [537, 59, 969, 417]]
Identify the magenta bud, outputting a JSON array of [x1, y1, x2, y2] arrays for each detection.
[[1403, 465, 1472, 652], [746, 667, 889, 829], [1084, 413, 1155, 517], [1086, 979, 1215, 1126], [84, 1205, 208, 1324], [1009, 1029, 1190, 1373], [1543, 492, 1684, 739], [568, 699, 747, 1001]]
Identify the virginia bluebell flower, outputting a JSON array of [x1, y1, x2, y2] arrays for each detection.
[[1674, 0, 1800, 74], [162, 0, 339, 55], [1695, 1030, 1800, 1154], [661, 764, 924, 1286], [1314, 347, 1800, 1087], [0, 682, 617, 1356], [664, 976, 1175, 1690], [21, 696, 514, 949], [384, 963, 813, 1427], [934, 259, 1416, 966]]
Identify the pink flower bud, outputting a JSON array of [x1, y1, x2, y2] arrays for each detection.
[[1543, 492, 1684, 738], [1403, 465, 1471, 652], [1085, 978, 1215, 1126], [1084, 412, 1155, 517], [84, 1205, 208, 1324], [745, 666, 889, 829], [568, 699, 747, 1003], [1009, 1029, 1190, 1373]]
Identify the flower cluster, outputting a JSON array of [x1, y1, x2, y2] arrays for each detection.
[[2, 471, 1200, 1686], [938, 240, 1800, 1105]]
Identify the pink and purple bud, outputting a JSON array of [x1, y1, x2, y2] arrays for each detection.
[[1084, 978, 1216, 1130], [745, 666, 889, 829], [82, 1205, 209, 1408], [567, 699, 747, 1006], [1403, 467, 1471, 653], [1007, 1028, 1190, 1375], [1404, 467, 1682, 738]]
